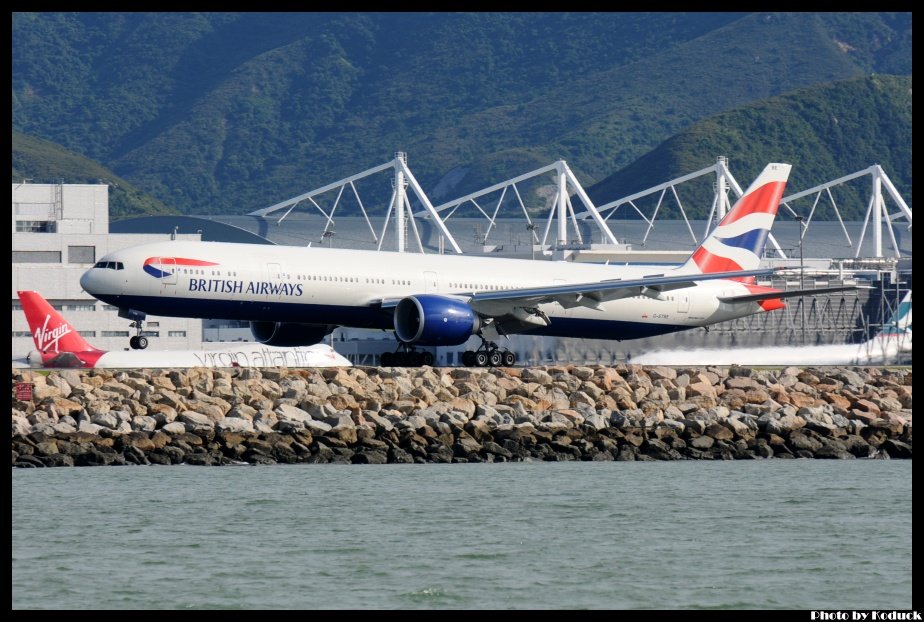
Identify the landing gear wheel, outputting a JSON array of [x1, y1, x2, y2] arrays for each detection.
[[136, 336, 149, 350], [409, 351, 423, 367], [474, 351, 489, 367], [381, 351, 394, 366], [502, 351, 517, 366], [129, 336, 139, 350], [421, 351, 434, 366], [462, 351, 475, 367], [489, 350, 503, 367]]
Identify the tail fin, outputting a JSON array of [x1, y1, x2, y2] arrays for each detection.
[[879, 290, 912, 336], [682, 163, 791, 274], [18, 291, 99, 354]]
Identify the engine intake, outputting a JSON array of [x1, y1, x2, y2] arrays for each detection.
[[394, 295, 480, 346], [250, 321, 334, 347]]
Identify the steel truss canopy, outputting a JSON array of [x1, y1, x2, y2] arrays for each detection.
[[249, 153, 462, 254], [779, 164, 912, 259], [250, 154, 910, 260]]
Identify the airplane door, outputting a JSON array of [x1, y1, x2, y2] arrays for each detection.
[[267, 263, 281, 299], [156, 257, 177, 295], [677, 294, 690, 313], [423, 271, 438, 293], [156, 258, 177, 284]]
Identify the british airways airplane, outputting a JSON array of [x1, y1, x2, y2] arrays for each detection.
[[79, 163, 854, 366], [15, 290, 351, 369]]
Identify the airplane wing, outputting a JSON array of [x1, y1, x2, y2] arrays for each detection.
[[467, 268, 777, 311], [717, 284, 868, 304], [380, 267, 777, 335], [379, 268, 776, 309]]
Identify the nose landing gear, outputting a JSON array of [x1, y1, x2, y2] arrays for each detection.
[[128, 320, 148, 350], [119, 308, 149, 350]]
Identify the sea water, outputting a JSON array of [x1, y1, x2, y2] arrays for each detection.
[[12, 461, 912, 609]]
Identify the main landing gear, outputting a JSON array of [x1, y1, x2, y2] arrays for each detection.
[[380, 342, 434, 367], [461, 340, 517, 367]]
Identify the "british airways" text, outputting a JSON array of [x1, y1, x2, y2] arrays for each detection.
[[187, 279, 303, 297]]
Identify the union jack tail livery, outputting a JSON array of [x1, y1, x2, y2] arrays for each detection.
[[682, 163, 791, 274]]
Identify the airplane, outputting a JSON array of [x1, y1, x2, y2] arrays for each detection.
[[14, 290, 352, 369], [629, 290, 912, 366], [79, 162, 858, 367]]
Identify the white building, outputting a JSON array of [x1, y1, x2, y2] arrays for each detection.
[[11, 182, 202, 358]]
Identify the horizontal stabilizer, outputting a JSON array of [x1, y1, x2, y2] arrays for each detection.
[[718, 285, 867, 304]]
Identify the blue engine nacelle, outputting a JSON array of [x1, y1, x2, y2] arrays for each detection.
[[394, 295, 481, 346], [250, 321, 334, 347]]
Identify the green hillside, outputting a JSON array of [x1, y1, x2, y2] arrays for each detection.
[[12, 131, 178, 218], [586, 75, 913, 220], [12, 12, 912, 215]]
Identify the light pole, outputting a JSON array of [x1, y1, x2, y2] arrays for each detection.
[[527, 223, 538, 260], [795, 215, 806, 345]]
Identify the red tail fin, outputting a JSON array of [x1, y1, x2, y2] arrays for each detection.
[[18, 291, 99, 354]]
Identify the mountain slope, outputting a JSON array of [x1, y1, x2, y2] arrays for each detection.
[[12, 12, 912, 215], [12, 131, 178, 219], [585, 74, 913, 220]]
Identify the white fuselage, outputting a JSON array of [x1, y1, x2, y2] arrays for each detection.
[[24, 342, 351, 369], [81, 240, 771, 341]]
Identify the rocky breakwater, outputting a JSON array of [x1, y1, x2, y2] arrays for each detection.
[[11, 365, 912, 467]]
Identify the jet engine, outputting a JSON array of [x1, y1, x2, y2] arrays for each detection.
[[394, 295, 480, 346]]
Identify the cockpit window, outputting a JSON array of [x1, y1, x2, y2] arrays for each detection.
[[93, 261, 124, 270]]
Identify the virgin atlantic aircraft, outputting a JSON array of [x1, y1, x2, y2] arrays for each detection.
[[15, 290, 351, 369]]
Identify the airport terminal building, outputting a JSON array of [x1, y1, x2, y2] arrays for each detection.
[[11, 182, 202, 358]]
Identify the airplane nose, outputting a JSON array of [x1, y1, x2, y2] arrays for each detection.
[[79, 268, 95, 294]]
